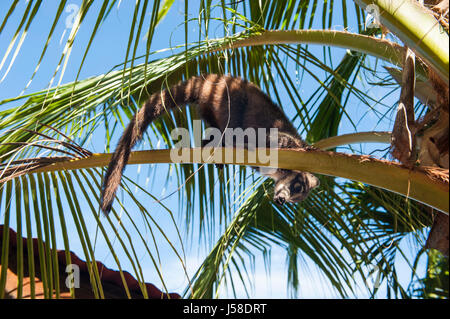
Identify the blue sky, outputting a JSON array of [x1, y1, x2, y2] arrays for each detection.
[[0, 0, 428, 298]]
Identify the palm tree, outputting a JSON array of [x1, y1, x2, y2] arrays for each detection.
[[0, 0, 448, 299]]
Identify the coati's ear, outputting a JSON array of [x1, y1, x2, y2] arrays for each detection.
[[308, 174, 320, 189]]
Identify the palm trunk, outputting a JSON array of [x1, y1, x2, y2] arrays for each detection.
[[354, 0, 449, 83]]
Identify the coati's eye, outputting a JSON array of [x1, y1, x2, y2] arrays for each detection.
[[292, 182, 303, 193]]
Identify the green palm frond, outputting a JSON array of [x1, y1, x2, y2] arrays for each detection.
[[408, 249, 449, 299], [187, 176, 436, 298], [0, 129, 190, 298]]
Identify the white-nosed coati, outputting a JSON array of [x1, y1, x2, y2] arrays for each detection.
[[101, 74, 319, 214]]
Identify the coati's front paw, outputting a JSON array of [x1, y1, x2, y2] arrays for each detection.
[[303, 144, 317, 151]]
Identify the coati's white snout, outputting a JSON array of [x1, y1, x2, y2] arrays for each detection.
[[307, 172, 320, 189]]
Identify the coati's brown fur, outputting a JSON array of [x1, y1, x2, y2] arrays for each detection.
[[101, 74, 319, 214]]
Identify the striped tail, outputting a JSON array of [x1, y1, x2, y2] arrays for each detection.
[[100, 76, 203, 213]]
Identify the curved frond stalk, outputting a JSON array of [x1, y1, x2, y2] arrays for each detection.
[[220, 29, 408, 72], [354, 0, 449, 83], [22, 147, 449, 214], [313, 131, 392, 149]]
